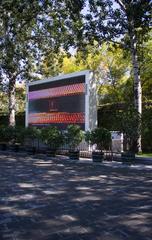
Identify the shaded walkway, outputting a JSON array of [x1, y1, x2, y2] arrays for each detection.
[[0, 153, 152, 240]]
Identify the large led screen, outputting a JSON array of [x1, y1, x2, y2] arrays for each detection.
[[28, 75, 85, 130]]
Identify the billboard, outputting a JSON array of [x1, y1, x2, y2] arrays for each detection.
[[26, 70, 97, 131]]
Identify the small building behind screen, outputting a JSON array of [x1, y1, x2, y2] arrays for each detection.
[[26, 70, 97, 131]]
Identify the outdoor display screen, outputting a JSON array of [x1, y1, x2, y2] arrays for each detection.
[[28, 75, 85, 130]]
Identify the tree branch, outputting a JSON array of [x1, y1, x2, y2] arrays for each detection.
[[114, 0, 126, 12]]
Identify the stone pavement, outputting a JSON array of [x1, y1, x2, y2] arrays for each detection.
[[0, 153, 152, 240]]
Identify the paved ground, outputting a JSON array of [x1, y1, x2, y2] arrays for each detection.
[[0, 153, 152, 240]]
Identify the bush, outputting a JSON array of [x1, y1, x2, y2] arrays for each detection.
[[12, 126, 26, 145], [117, 107, 141, 153], [41, 126, 64, 150], [65, 125, 84, 151], [0, 125, 15, 143], [85, 127, 111, 151], [24, 127, 41, 148], [142, 108, 152, 152]]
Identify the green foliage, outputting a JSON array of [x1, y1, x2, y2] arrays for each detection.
[[61, 43, 134, 106], [0, 0, 84, 125], [24, 126, 41, 149], [0, 126, 14, 143], [61, 55, 86, 74], [0, 125, 23, 143], [142, 107, 152, 152], [85, 0, 151, 48], [65, 125, 84, 150], [0, 92, 8, 113], [141, 36, 152, 101], [39, 52, 65, 77], [41, 126, 64, 150], [98, 106, 121, 131], [85, 0, 151, 152], [85, 127, 111, 151], [96, 38, 152, 153], [117, 107, 141, 153], [97, 44, 132, 105], [12, 126, 26, 144], [0, 0, 84, 82], [25, 127, 41, 143], [98, 102, 152, 152], [0, 112, 25, 126], [0, 85, 25, 114]]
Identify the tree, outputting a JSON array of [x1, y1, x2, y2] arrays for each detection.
[[61, 43, 132, 105], [0, 83, 25, 114], [140, 35, 152, 102], [0, 0, 84, 126], [40, 42, 104, 76], [117, 107, 141, 153], [97, 44, 132, 104], [85, 0, 151, 152]]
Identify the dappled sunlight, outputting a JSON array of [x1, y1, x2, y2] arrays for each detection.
[[87, 176, 103, 181], [133, 205, 152, 211], [42, 217, 93, 237], [43, 214, 79, 230], [0, 205, 16, 212], [62, 225, 93, 234], [128, 212, 151, 220], [57, 164, 65, 167], [120, 213, 152, 233], [145, 179, 152, 183], [68, 177, 86, 182], [47, 170, 62, 175], [121, 218, 147, 227], [0, 205, 34, 217], [59, 214, 78, 222], [68, 170, 79, 175], [72, 195, 102, 202], [42, 190, 65, 195], [5, 157, 17, 162], [7, 193, 36, 201], [18, 183, 35, 188], [33, 163, 54, 167], [0, 153, 152, 239], [130, 165, 152, 170], [74, 186, 96, 197], [68, 175, 103, 183], [34, 160, 53, 165], [76, 186, 93, 191], [10, 209, 34, 217], [42, 218, 67, 227], [124, 193, 150, 201]]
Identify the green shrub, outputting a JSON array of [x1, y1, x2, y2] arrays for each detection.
[[117, 108, 141, 153], [12, 127, 26, 145], [85, 127, 111, 151], [65, 124, 84, 151], [0, 125, 15, 143], [24, 127, 41, 147], [41, 126, 64, 150], [142, 108, 152, 152]]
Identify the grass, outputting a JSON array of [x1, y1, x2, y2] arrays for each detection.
[[137, 153, 152, 158]]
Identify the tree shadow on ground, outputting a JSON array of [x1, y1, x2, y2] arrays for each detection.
[[0, 153, 152, 240]]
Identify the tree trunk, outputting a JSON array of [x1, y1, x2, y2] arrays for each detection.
[[8, 80, 16, 126], [129, 28, 142, 152]]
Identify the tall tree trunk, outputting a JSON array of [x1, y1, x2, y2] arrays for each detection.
[[8, 80, 16, 126], [129, 28, 142, 152]]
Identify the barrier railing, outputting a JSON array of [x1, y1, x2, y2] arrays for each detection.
[[0, 139, 122, 162]]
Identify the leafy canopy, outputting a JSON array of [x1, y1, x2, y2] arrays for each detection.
[[0, 0, 84, 84]]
